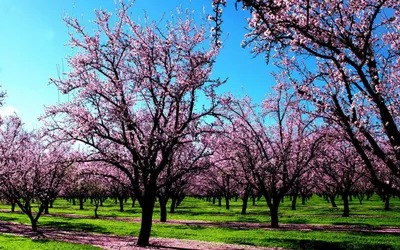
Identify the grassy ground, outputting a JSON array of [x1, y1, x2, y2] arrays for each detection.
[[0, 233, 100, 250], [2, 194, 397, 226], [0, 195, 399, 249]]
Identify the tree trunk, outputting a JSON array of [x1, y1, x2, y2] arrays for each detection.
[[159, 199, 168, 222], [137, 198, 156, 246], [241, 192, 249, 215], [170, 198, 176, 213], [72, 198, 76, 206], [50, 201, 53, 208], [30, 218, 38, 232], [265, 195, 280, 228], [291, 194, 297, 210], [44, 202, 49, 214], [301, 195, 306, 205], [252, 195, 256, 206], [270, 205, 279, 228], [94, 203, 99, 218], [329, 195, 337, 208], [342, 194, 349, 217], [177, 196, 184, 207], [11, 202, 15, 212], [212, 196, 216, 205], [218, 196, 222, 207], [119, 197, 124, 212], [225, 195, 230, 210], [132, 196, 136, 207], [385, 195, 390, 211], [100, 198, 103, 207], [79, 197, 84, 210]]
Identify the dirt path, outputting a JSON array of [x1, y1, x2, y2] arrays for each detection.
[[0, 220, 274, 250], [1, 209, 398, 235]]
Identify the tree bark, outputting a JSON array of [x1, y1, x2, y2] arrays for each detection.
[[225, 195, 230, 210], [119, 197, 124, 212], [385, 195, 390, 211], [270, 205, 279, 228], [132, 196, 136, 207], [79, 197, 84, 210], [291, 194, 297, 210], [94, 203, 99, 218], [241, 192, 249, 215], [330, 195, 337, 208], [265, 195, 280, 228], [44, 202, 49, 214], [137, 198, 156, 246], [159, 199, 168, 222], [170, 198, 176, 213], [30, 217, 38, 232], [342, 194, 349, 217]]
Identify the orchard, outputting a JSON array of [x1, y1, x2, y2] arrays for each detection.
[[0, 0, 399, 249]]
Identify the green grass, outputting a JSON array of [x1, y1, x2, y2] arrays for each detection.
[[0, 233, 100, 250], [3, 194, 399, 225], [0, 211, 398, 250], [0, 195, 399, 249], [3, 194, 397, 226]]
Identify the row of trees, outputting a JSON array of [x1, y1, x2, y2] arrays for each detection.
[[0, 0, 398, 247]]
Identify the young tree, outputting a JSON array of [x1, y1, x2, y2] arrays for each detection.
[[205, 129, 250, 212], [85, 174, 109, 218], [219, 85, 323, 227], [214, 0, 400, 195], [0, 116, 73, 232], [289, 170, 316, 210], [156, 141, 212, 222], [317, 136, 365, 217], [44, 3, 223, 246]]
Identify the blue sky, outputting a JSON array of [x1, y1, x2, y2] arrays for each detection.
[[0, 0, 275, 129]]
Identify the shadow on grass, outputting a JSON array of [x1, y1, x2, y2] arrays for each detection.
[[331, 222, 374, 227], [0, 215, 19, 222], [236, 217, 264, 223], [173, 210, 267, 217], [285, 239, 392, 250], [42, 221, 110, 234], [161, 224, 208, 231], [228, 238, 393, 250], [283, 219, 309, 224]]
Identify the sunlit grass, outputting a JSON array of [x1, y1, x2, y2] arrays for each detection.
[[3, 194, 398, 226], [0, 211, 398, 250], [0, 233, 100, 250], [0, 194, 399, 249]]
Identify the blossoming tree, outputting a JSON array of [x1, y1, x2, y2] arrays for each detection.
[[0, 116, 73, 231], [44, 3, 223, 246], [218, 85, 323, 227], [213, 0, 400, 195]]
